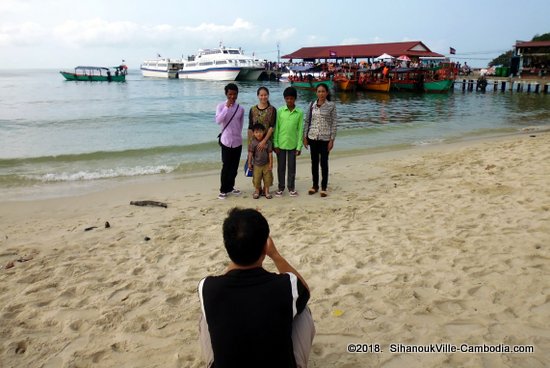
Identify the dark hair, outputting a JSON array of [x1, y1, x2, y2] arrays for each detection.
[[283, 86, 298, 98], [224, 83, 239, 94], [316, 83, 331, 101], [252, 123, 265, 132], [223, 208, 269, 266], [257, 86, 269, 96]]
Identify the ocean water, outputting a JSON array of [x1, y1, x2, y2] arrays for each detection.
[[1, 69, 549, 198]]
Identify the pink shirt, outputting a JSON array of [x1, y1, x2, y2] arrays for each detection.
[[216, 102, 244, 148]]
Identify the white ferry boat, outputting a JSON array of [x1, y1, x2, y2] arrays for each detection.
[[178, 47, 265, 81], [140, 58, 183, 78]]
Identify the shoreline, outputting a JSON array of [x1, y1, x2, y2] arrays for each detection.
[[1, 131, 549, 367], [2, 124, 547, 204]]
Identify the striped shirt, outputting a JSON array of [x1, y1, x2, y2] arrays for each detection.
[[304, 100, 337, 141]]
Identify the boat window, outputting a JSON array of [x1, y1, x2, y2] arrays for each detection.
[[199, 62, 213, 66], [216, 60, 227, 65], [187, 63, 196, 67], [228, 50, 240, 54]]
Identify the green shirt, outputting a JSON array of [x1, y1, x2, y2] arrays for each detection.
[[274, 105, 304, 150]]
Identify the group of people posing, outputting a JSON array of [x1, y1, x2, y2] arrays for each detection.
[[215, 83, 337, 200]]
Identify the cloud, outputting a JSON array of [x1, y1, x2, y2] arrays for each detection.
[[259, 27, 296, 43], [0, 0, 31, 13], [53, 18, 140, 47], [0, 22, 46, 46], [184, 18, 253, 34]]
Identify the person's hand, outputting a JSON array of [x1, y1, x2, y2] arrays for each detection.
[[257, 140, 266, 151], [274, 148, 280, 154], [328, 140, 334, 152], [265, 237, 280, 259], [296, 150, 301, 156], [303, 137, 309, 149], [248, 163, 253, 170]]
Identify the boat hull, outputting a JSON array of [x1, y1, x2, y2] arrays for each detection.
[[391, 79, 453, 92], [178, 68, 241, 81], [60, 72, 125, 82], [422, 79, 454, 92], [334, 79, 357, 92], [290, 79, 333, 90], [140, 68, 179, 79], [359, 80, 391, 92], [236, 68, 264, 81]]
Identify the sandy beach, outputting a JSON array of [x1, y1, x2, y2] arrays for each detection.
[[1, 131, 549, 368]]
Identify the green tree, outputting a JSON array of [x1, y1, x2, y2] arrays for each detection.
[[532, 32, 550, 41], [489, 50, 513, 67]]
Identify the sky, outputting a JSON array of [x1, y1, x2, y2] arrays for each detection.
[[1, 0, 549, 69]]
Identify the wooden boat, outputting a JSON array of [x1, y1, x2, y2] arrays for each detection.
[[357, 70, 391, 92], [390, 68, 453, 93], [290, 75, 333, 90], [288, 64, 333, 90], [362, 79, 391, 92], [60, 65, 127, 82], [333, 73, 356, 92]]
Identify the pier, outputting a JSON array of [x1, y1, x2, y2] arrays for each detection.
[[453, 77, 550, 94]]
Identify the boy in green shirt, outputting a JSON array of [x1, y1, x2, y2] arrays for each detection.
[[273, 87, 303, 197]]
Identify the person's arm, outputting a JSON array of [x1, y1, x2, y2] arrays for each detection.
[[303, 104, 311, 149], [215, 102, 229, 125], [268, 147, 273, 170], [265, 237, 309, 292], [273, 110, 280, 154], [247, 108, 254, 144], [296, 110, 304, 155], [248, 149, 253, 171], [329, 103, 337, 152]]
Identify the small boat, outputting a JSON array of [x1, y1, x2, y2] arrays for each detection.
[[333, 72, 357, 92], [290, 77, 333, 90], [178, 46, 264, 81], [141, 58, 183, 78], [390, 68, 453, 93], [357, 69, 391, 92], [288, 65, 333, 90], [60, 65, 127, 82]]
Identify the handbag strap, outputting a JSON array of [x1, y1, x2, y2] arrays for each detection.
[[219, 104, 240, 137]]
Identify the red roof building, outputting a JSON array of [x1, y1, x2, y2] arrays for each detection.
[[513, 40, 550, 76], [282, 41, 445, 60]]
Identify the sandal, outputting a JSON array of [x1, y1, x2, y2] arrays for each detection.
[[320, 190, 328, 197], [253, 192, 260, 199], [265, 194, 273, 199], [308, 187, 318, 195]]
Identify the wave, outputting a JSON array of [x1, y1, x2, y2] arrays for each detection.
[[0, 141, 218, 167]]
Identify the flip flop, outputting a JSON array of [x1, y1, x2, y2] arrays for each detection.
[[253, 193, 260, 199], [308, 187, 318, 195], [265, 194, 273, 199]]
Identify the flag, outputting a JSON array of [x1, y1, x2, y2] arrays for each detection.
[[449, 47, 456, 55], [329, 50, 337, 57]]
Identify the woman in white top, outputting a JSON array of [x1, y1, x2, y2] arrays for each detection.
[[303, 83, 337, 197]]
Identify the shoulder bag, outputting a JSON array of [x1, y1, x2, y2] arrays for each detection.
[[217, 104, 240, 147]]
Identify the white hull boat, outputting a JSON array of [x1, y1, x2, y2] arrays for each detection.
[[179, 47, 264, 81], [141, 58, 183, 79]]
